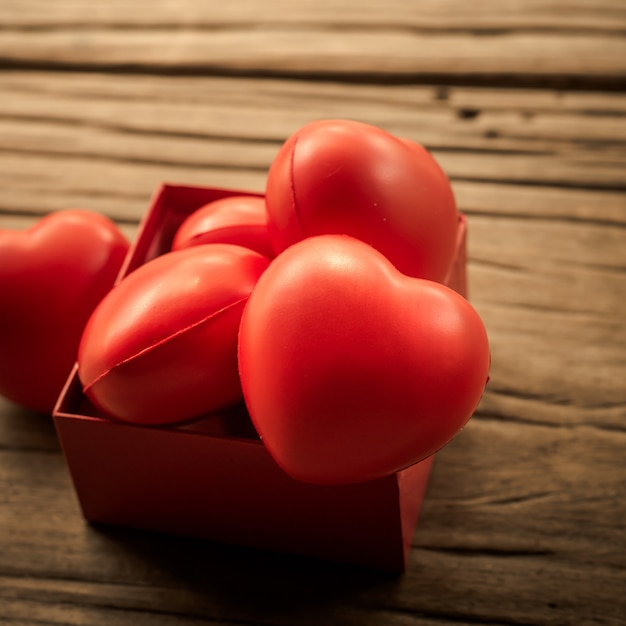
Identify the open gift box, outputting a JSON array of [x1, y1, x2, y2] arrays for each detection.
[[53, 183, 468, 572]]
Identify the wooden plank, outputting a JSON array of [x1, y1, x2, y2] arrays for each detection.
[[0, 73, 624, 226], [2, 88, 625, 156], [1, 0, 625, 33], [0, 418, 624, 625], [4, 71, 626, 115], [2, 72, 625, 148], [467, 210, 626, 432], [0, 29, 623, 87], [1, 545, 622, 626], [475, 298, 626, 433], [1, 119, 622, 193], [452, 182, 626, 226], [0, 152, 267, 220], [424, 420, 626, 562], [0, 585, 468, 626]]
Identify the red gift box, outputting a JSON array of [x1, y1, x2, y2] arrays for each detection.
[[54, 183, 468, 572]]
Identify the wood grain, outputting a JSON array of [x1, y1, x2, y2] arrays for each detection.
[[0, 73, 624, 227], [0, 30, 624, 90], [2, 0, 625, 31], [1, 404, 625, 625], [0, 1, 625, 624], [0, 2, 624, 89]]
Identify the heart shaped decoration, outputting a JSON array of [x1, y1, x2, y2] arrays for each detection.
[[78, 244, 270, 425], [238, 235, 490, 484], [0, 210, 129, 413], [172, 195, 274, 259], [265, 119, 458, 281]]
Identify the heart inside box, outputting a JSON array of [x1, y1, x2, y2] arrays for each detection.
[[53, 182, 467, 572], [122, 184, 265, 277]]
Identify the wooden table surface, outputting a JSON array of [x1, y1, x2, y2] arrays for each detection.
[[1, 2, 625, 624]]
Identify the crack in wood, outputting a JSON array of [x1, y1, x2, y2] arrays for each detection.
[[484, 386, 626, 410], [1, 58, 625, 92], [1, 21, 626, 37], [462, 208, 626, 229], [451, 175, 626, 193], [475, 410, 626, 434], [0, 146, 269, 173], [0, 112, 286, 146], [381, 603, 546, 626], [418, 545, 556, 558]]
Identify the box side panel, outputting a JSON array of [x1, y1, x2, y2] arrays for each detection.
[[54, 414, 409, 571], [398, 456, 434, 567]]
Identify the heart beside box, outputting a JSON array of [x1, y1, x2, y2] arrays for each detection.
[[53, 182, 468, 571]]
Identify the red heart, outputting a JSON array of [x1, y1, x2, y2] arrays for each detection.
[[238, 235, 490, 484], [78, 244, 270, 425], [172, 195, 274, 259], [0, 210, 129, 413], [265, 119, 458, 281]]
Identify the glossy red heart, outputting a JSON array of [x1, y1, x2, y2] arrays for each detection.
[[265, 119, 458, 281], [0, 210, 129, 413], [172, 195, 274, 259], [238, 235, 490, 484], [78, 244, 270, 425]]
